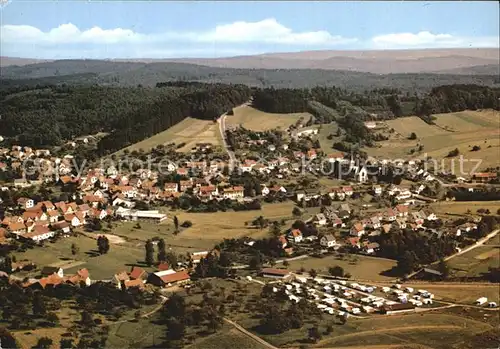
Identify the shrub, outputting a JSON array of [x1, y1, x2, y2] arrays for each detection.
[[447, 148, 460, 157], [181, 220, 193, 228]]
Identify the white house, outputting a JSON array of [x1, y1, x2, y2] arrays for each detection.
[[372, 185, 382, 195], [350, 223, 365, 237], [288, 229, 303, 243], [22, 226, 55, 243], [223, 186, 244, 200], [313, 213, 327, 226], [261, 186, 270, 196], [356, 167, 368, 183], [320, 234, 336, 248]]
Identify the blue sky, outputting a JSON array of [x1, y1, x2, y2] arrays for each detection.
[[1, 1, 498, 59]]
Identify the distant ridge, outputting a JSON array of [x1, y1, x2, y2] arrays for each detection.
[[1, 48, 498, 75]]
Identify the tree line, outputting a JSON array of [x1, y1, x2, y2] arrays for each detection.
[[251, 84, 500, 119], [1, 82, 251, 152]]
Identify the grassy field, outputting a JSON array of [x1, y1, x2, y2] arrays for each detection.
[[433, 110, 500, 131], [106, 315, 166, 348], [316, 122, 342, 154], [226, 105, 310, 131], [12, 202, 300, 280], [366, 110, 500, 173], [160, 201, 298, 251], [13, 327, 68, 349], [188, 325, 267, 349], [447, 245, 499, 279], [316, 312, 493, 349], [13, 234, 149, 280], [117, 117, 223, 154], [285, 254, 397, 281], [430, 201, 500, 217], [402, 283, 500, 304]]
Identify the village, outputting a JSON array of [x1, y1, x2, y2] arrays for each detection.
[[0, 113, 499, 349]]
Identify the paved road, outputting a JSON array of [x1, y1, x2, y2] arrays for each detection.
[[218, 101, 251, 171]]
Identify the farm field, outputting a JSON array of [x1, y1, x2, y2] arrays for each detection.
[[226, 105, 310, 131], [366, 110, 500, 173], [432, 110, 500, 131], [117, 117, 223, 154], [430, 201, 500, 216], [285, 254, 397, 281]]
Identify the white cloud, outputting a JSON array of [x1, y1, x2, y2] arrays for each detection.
[[0, 19, 356, 47], [1, 23, 145, 45], [372, 31, 499, 49], [193, 18, 356, 45], [2, 22, 498, 59]]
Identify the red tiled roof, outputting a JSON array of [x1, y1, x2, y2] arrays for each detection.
[[158, 263, 170, 271], [129, 266, 146, 280], [261, 268, 290, 276], [160, 271, 190, 284]]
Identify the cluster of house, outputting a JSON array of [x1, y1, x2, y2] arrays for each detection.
[[349, 205, 438, 238], [19, 267, 91, 289], [113, 264, 191, 290], [1, 198, 113, 243]]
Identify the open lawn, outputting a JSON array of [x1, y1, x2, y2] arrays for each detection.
[[430, 201, 500, 217], [316, 313, 493, 349], [433, 110, 500, 131], [13, 327, 68, 349], [402, 283, 500, 304], [117, 117, 222, 154], [366, 110, 500, 173], [188, 325, 268, 349], [106, 315, 166, 349], [159, 202, 298, 252], [447, 245, 499, 279], [227, 105, 310, 131], [13, 234, 149, 280], [387, 117, 448, 138], [285, 254, 397, 281], [316, 122, 342, 154]]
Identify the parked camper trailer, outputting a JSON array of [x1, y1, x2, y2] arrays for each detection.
[[475, 297, 488, 305]]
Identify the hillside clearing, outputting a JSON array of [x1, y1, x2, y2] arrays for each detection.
[[430, 201, 500, 216], [226, 105, 310, 131], [116, 117, 222, 154], [366, 110, 500, 172]]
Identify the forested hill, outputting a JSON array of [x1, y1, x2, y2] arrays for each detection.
[[1, 59, 499, 92], [0, 82, 252, 153], [252, 85, 500, 118]]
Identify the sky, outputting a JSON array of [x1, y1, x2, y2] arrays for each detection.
[[0, 1, 498, 59]]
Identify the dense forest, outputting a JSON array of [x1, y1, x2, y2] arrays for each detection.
[[0, 82, 251, 152], [252, 85, 500, 118], [1, 71, 498, 154], [2, 59, 499, 92]]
